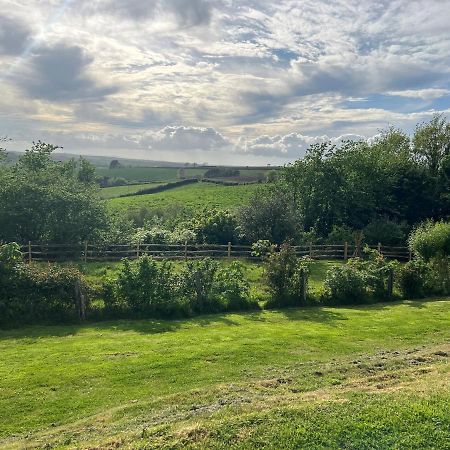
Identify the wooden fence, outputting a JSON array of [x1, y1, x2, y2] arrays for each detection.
[[20, 242, 412, 263]]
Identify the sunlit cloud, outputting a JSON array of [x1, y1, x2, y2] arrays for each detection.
[[1, 0, 449, 163]]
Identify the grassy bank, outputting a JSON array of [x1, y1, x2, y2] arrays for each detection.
[[0, 299, 448, 449]]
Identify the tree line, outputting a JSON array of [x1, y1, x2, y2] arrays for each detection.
[[0, 115, 449, 247]]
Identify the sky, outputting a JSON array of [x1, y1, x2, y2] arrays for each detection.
[[1, 0, 450, 165]]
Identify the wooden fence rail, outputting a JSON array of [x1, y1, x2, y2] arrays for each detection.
[[19, 242, 412, 263]]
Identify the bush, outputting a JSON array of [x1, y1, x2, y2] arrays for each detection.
[[0, 243, 88, 325], [396, 259, 429, 299], [409, 221, 450, 294], [323, 248, 397, 305], [188, 209, 239, 244], [409, 221, 450, 261], [179, 258, 222, 313], [105, 257, 185, 318], [363, 217, 408, 245], [237, 186, 300, 244], [265, 242, 311, 307], [323, 264, 367, 305], [325, 225, 354, 244], [104, 257, 255, 319], [251, 240, 277, 258], [213, 262, 256, 311]]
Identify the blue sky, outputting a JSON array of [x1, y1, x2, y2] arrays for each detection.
[[1, 0, 449, 164]]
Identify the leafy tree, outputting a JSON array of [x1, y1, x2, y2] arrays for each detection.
[[188, 208, 239, 244], [238, 185, 299, 244], [0, 142, 108, 243], [413, 114, 450, 177], [109, 159, 121, 169]]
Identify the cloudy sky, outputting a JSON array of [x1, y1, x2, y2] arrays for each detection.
[[1, 0, 450, 164]]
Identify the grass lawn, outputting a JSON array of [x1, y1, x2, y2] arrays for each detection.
[[107, 182, 260, 214], [0, 299, 448, 449]]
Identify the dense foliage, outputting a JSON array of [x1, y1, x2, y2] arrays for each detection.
[[323, 248, 397, 304], [104, 257, 256, 318], [0, 243, 87, 325], [408, 220, 450, 295], [0, 142, 108, 243], [265, 243, 312, 307], [241, 116, 449, 245]]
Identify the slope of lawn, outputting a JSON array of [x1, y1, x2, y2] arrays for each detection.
[[107, 182, 260, 213], [0, 299, 449, 449], [100, 183, 165, 199]]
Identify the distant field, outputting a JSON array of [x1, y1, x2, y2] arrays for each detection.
[[107, 182, 260, 213], [96, 167, 179, 182], [96, 167, 206, 183], [1, 300, 448, 449], [99, 183, 165, 199], [96, 167, 277, 183]]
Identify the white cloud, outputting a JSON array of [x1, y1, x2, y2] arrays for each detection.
[[0, 0, 449, 163]]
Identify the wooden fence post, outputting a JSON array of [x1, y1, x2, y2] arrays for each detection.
[[300, 268, 307, 303], [228, 242, 232, 259], [387, 269, 394, 297], [344, 241, 348, 262], [184, 241, 188, 262], [377, 242, 381, 254], [84, 241, 88, 263], [309, 242, 313, 258], [28, 241, 32, 264], [136, 242, 140, 259]]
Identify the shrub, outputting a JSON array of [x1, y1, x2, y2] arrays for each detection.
[[409, 221, 450, 294], [323, 248, 397, 305], [251, 240, 277, 258], [409, 221, 450, 261], [188, 209, 239, 244], [396, 259, 429, 299], [179, 258, 222, 313], [0, 243, 88, 325], [325, 225, 354, 244], [323, 264, 367, 305], [265, 242, 311, 307], [363, 217, 408, 245], [106, 257, 185, 318], [214, 262, 256, 311]]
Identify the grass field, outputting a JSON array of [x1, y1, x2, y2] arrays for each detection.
[[96, 167, 206, 183], [100, 183, 165, 199], [107, 182, 260, 213], [0, 299, 448, 449]]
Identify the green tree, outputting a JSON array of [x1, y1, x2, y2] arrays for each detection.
[[413, 114, 450, 177], [238, 185, 300, 244], [0, 142, 108, 243]]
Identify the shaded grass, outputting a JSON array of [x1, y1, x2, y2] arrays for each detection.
[[0, 300, 449, 448]]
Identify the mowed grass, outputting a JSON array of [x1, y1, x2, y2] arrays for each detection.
[[100, 183, 165, 199], [107, 182, 260, 213], [0, 300, 448, 449]]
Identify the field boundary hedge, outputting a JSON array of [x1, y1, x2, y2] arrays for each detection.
[[202, 178, 261, 186], [118, 178, 199, 197]]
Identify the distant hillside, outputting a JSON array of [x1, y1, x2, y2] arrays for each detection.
[[2, 151, 187, 168]]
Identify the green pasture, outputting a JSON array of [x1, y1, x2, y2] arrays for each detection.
[[107, 182, 260, 214]]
